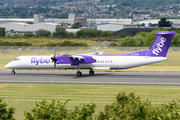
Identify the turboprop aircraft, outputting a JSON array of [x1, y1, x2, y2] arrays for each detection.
[[5, 31, 176, 77]]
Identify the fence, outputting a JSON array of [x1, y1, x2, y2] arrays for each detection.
[[1, 46, 180, 53]]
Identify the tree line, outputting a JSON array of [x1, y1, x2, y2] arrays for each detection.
[[2, 92, 180, 119], [0, 7, 67, 18], [0, 27, 112, 39], [116, 27, 180, 47], [101, 0, 180, 7]]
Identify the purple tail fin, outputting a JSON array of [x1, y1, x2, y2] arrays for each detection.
[[145, 31, 176, 57]]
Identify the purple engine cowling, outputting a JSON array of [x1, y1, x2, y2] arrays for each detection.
[[56, 55, 96, 65]]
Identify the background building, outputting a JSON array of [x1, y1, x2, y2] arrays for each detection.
[[97, 23, 140, 31], [34, 14, 44, 23], [0, 18, 33, 24], [74, 17, 87, 27], [68, 14, 79, 19], [0, 22, 60, 33]]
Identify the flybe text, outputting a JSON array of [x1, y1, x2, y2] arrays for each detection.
[[152, 37, 166, 55], [31, 57, 50, 65]]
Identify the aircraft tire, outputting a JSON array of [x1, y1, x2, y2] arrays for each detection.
[[76, 71, 82, 77], [89, 70, 94, 75], [11, 71, 15, 75]]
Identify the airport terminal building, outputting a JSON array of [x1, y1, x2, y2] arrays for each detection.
[[0, 22, 60, 33]]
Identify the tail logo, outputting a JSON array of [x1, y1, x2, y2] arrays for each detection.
[[152, 37, 166, 55]]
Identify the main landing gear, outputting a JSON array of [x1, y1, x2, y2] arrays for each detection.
[[76, 65, 82, 77], [76, 71, 82, 77], [89, 69, 94, 75], [75, 66, 95, 77], [11, 69, 15, 75]]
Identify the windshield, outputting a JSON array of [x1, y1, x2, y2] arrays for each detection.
[[14, 58, 20, 61]]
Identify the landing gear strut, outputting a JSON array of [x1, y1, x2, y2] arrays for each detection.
[[76, 65, 82, 77], [89, 69, 94, 75], [11, 69, 15, 75]]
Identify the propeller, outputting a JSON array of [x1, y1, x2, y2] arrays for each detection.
[[51, 44, 60, 69], [51, 51, 57, 69]]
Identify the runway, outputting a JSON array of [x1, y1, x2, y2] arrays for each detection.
[[0, 70, 180, 85]]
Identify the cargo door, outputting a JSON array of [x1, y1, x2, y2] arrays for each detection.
[[113, 58, 118, 68]]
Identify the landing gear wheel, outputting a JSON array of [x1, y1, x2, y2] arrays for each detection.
[[76, 71, 82, 77], [89, 70, 94, 75], [11, 69, 15, 75], [11, 71, 15, 75]]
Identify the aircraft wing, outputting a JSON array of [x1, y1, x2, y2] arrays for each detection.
[[66, 54, 84, 60], [56, 53, 96, 65], [85, 51, 104, 55]]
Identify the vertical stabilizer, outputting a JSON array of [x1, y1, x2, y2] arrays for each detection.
[[146, 31, 176, 57]]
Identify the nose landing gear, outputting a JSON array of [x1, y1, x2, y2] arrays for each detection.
[[11, 69, 15, 75]]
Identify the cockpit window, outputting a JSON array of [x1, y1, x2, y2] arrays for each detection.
[[14, 58, 20, 61]]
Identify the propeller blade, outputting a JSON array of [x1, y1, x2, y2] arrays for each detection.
[[54, 61, 56, 69], [51, 47, 58, 69], [51, 54, 57, 69]]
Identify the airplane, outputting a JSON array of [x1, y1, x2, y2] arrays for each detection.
[[5, 31, 176, 77]]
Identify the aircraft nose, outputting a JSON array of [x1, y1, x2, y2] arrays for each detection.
[[5, 62, 12, 69]]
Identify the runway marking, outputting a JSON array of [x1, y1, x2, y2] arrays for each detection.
[[1, 70, 180, 85], [1, 80, 180, 85]]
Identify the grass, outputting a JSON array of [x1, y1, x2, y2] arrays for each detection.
[[1, 84, 180, 119], [0, 37, 98, 46]]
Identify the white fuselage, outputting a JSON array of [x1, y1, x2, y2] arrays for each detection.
[[5, 55, 167, 70]]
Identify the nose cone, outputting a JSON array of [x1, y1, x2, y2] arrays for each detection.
[[5, 62, 12, 69]]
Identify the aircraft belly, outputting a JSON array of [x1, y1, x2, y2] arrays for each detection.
[[80, 63, 95, 69], [56, 64, 74, 69]]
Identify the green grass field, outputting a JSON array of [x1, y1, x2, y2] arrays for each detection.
[[0, 37, 98, 46], [1, 84, 180, 119]]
